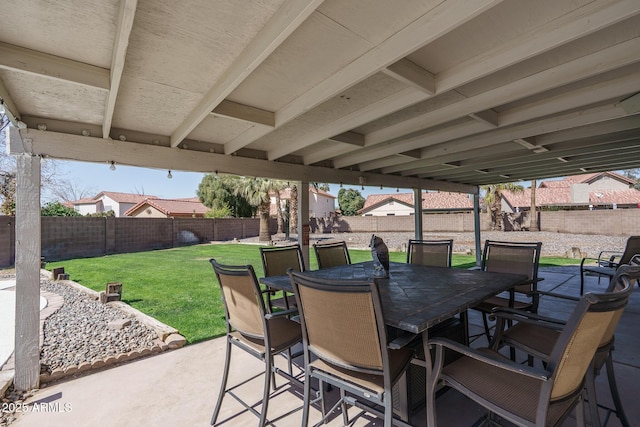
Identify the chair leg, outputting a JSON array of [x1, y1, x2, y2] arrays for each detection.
[[584, 371, 601, 427], [340, 388, 349, 426], [481, 313, 492, 343], [260, 354, 273, 427], [384, 396, 393, 427], [211, 339, 232, 425], [605, 353, 630, 427], [575, 394, 586, 427], [301, 369, 311, 427]]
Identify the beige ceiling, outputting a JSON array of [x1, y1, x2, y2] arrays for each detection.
[[2, 0, 640, 195]]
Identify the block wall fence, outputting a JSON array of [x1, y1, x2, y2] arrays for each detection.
[[0, 210, 638, 267]]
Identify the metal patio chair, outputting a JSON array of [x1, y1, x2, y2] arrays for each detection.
[[580, 235, 640, 295], [209, 258, 302, 427], [260, 244, 305, 311], [427, 269, 634, 427], [406, 239, 453, 267], [289, 270, 413, 426], [490, 263, 640, 427], [471, 240, 542, 343], [313, 240, 351, 269]]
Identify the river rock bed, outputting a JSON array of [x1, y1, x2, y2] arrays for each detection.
[[38, 280, 159, 372]]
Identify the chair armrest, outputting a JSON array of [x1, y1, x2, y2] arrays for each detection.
[[532, 290, 580, 302], [429, 337, 550, 380], [491, 307, 565, 330], [265, 307, 298, 319]]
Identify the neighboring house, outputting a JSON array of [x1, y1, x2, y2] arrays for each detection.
[[270, 187, 337, 218], [358, 191, 474, 216], [501, 172, 640, 212], [123, 197, 209, 218], [69, 191, 156, 217]]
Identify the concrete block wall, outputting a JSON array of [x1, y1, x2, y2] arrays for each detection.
[[539, 210, 640, 235], [41, 217, 106, 261], [314, 212, 483, 233]]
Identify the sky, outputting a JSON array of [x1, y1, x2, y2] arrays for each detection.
[[45, 159, 397, 202]]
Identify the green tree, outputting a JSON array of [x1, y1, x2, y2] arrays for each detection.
[[482, 183, 524, 230], [41, 201, 81, 216], [197, 174, 253, 217], [289, 184, 298, 233], [204, 204, 233, 218], [338, 188, 365, 216]]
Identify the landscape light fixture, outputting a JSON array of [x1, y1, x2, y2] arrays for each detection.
[[109, 161, 116, 171], [167, 170, 172, 179]]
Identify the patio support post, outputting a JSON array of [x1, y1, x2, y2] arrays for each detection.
[[297, 181, 310, 269], [13, 146, 42, 390], [413, 188, 423, 239], [473, 192, 482, 266]]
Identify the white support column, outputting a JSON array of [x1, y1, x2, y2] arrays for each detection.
[[297, 181, 310, 269], [413, 188, 423, 240], [473, 193, 482, 266], [13, 150, 41, 391]]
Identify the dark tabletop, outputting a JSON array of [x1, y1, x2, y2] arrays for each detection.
[[260, 261, 528, 334]]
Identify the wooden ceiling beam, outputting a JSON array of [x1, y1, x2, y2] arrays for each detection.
[[10, 128, 477, 194], [284, 88, 424, 163], [335, 62, 640, 169], [170, 0, 324, 148], [102, 0, 138, 139], [0, 41, 109, 90], [382, 59, 435, 94], [366, 38, 640, 148], [212, 100, 275, 127]]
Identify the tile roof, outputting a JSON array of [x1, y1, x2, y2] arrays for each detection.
[[271, 187, 336, 199], [123, 197, 208, 217], [539, 171, 636, 188], [99, 191, 157, 204], [359, 191, 473, 214], [501, 188, 640, 208]]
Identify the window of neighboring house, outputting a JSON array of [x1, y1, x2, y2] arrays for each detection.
[[104, 205, 113, 212]]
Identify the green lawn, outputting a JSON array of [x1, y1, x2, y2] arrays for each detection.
[[44, 243, 579, 344]]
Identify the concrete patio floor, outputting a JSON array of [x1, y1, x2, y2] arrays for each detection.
[[10, 266, 640, 427]]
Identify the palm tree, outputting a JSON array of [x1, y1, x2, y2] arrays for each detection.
[[235, 177, 286, 242], [483, 183, 524, 231], [289, 184, 298, 233]]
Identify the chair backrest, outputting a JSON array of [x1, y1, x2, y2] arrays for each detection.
[[407, 239, 453, 267], [619, 236, 640, 265], [260, 244, 305, 277], [289, 271, 387, 374], [481, 240, 542, 295], [210, 258, 266, 339], [546, 275, 633, 402], [313, 241, 351, 269]]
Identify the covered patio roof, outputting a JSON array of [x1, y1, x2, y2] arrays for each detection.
[[2, 0, 639, 191]]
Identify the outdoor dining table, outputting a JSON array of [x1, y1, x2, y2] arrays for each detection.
[[260, 260, 528, 425]]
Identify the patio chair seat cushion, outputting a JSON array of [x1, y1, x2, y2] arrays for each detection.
[[231, 317, 302, 353], [441, 348, 575, 425], [309, 347, 413, 395]]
